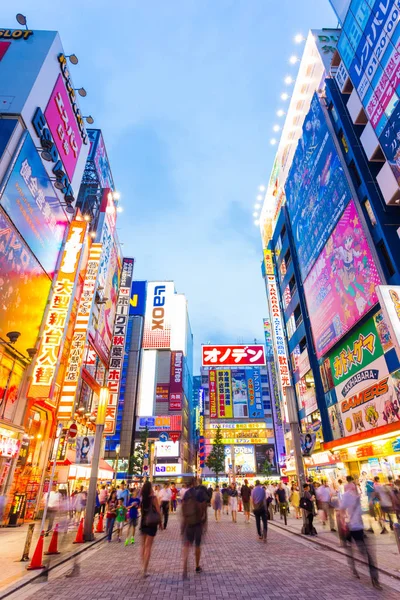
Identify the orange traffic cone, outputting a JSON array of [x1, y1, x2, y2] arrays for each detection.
[[45, 524, 60, 555], [96, 513, 104, 533], [27, 530, 46, 570], [73, 518, 85, 544], [238, 499, 243, 512]]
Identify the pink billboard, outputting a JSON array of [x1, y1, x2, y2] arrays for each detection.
[[304, 200, 381, 359], [45, 75, 83, 180]]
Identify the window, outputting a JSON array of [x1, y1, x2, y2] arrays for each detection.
[[377, 241, 395, 277], [339, 129, 349, 153], [299, 336, 307, 353], [281, 225, 286, 241], [284, 249, 292, 269], [263, 400, 271, 410], [261, 375, 269, 383], [289, 275, 297, 296], [294, 304, 303, 329]]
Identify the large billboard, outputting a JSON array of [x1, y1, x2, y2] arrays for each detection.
[[209, 369, 217, 419], [255, 444, 278, 475], [285, 93, 352, 280], [0, 208, 52, 353], [0, 132, 68, 276], [137, 415, 182, 431], [142, 281, 174, 349], [225, 445, 256, 474], [129, 280, 147, 315], [304, 200, 381, 359], [231, 370, 248, 418], [246, 368, 264, 419], [339, 369, 400, 437], [216, 369, 233, 418], [202, 344, 266, 367], [169, 351, 183, 411]]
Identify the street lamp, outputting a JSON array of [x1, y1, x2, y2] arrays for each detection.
[[83, 386, 109, 542], [113, 444, 120, 488]]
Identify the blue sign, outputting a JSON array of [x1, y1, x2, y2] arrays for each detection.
[[0, 132, 68, 276], [285, 93, 352, 281], [144, 453, 149, 459], [0, 119, 18, 161], [159, 432, 169, 443], [129, 280, 147, 315]]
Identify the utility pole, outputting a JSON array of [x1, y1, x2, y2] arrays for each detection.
[[285, 386, 307, 533]]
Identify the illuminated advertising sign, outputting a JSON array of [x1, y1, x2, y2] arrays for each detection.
[[209, 369, 217, 418], [154, 463, 181, 475], [328, 316, 384, 388], [216, 370, 233, 418], [202, 345, 266, 367], [304, 200, 381, 359], [0, 132, 68, 276], [130, 280, 147, 315], [285, 93, 352, 280], [335, 355, 389, 404], [93, 132, 114, 189], [246, 368, 263, 418], [255, 444, 278, 475], [232, 370, 248, 418], [156, 385, 169, 401], [28, 220, 86, 400], [263, 318, 274, 360], [0, 208, 51, 353], [57, 54, 88, 145], [57, 243, 102, 419], [103, 257, 134, 434], [263, 249, 274, 275], [209, 422, 267, 430], [339, 369, 400, 437], [45, 75, 83, 180], [199, 387, 205, 468], [155, 440, 179, 458], [137, 415, 182, 431], [266, 275, 290, 419], [377, 285, 400, 362], [0, 29, 33, 40], [224, 445, 256, 473], [169, 351, 183, 411], [142, 281, 174, 349], [379, 102, 400, 184]]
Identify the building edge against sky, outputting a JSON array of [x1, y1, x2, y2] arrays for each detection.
[[258, 8, 400, 483]]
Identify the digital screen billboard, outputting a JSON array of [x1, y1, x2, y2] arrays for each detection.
[[130, 280, 147, 315], [0, 207, 51, 351], [304, 200, 381, 358], [285, 93, 352, 280], [44, 74, 83, 180], [255, 444, 278, 475], [0, 132, 68, 276]]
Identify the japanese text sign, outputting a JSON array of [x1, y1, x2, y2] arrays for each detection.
[[169, 351, 183, 411], [247, 367, 263, 418], [29, 220, 87, 400], [209, 369, 217, 418], [137, 415, 182, 431], [45, 75, 83, 180], [57, 243, 101, 419], [202, 345, 266, 367], [216, 370, 233, 418]]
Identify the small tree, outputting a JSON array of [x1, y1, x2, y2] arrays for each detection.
[[262, 460, 273, 479], [205, 425, 225, 483], [129, 427, 148, 479]]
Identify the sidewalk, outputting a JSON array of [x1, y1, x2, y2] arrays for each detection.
[[0, 518, 106, 597], [267, 508, 400, 579]]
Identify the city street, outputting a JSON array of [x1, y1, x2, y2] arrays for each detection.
[[8, 512, 399, 600]]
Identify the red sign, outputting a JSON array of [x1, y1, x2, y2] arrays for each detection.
[[68, 424, 78, 439], [0, 42, 10, 62], [170, 433, 180, 443], [202, 345, 266, 367]]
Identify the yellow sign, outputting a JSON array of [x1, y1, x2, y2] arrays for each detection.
[[208, 422, 266, 430], [263, 249, 274, 275], [29, 221, 87, 401], [217, 370, 233, 418]]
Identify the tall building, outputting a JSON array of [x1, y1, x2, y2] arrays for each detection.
[[259, 14, 400, 483], [134, 282, 194, 479], [199, 344, 279, 483]]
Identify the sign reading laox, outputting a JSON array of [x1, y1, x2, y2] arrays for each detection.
[[142, 282, 174, 349]]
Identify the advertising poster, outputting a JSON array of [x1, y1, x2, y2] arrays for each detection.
[[285, 92, 352, 280], [377, 285, 400, 362], [209, 369, 217, 418], [373, 310, 393, 353], [225, 445, 256, 474], [378, 102, 400, 184], [216, 370, 233, 418], [0, 208, 51, 351], [94, 132, 114, 189], [231, 370, 248, 418], [335, 356, 389, 404], [44, 74, 83, 180], [155, 440, 180, 458], [304, 200, 381, 359], [255, 444, 278, 475], [328, 404, 345, 440], [142, 282, 174, 349], [169, 351, 183, 411], [247, 368, 263, 418], [75, 436, 95, 465], [300, 433, 317, 457], [339, 369, 400, 437], [0, 133, 68, 276], [328, 315, 384, 389]]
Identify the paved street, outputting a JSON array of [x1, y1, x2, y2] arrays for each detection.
[[16, 511, 400, 600]]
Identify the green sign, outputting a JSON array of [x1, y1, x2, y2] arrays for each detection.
[[328, 316, 383, 387]]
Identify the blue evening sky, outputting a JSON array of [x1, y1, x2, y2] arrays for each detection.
[[4, 1, 335, 370]]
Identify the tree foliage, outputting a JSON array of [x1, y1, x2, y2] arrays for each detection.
[[205, 425, 225, 483], [128, 427, 149, 477]]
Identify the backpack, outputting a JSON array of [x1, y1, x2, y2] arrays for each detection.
[[182, 488, 203, 526], [299, 496, 313, 512]]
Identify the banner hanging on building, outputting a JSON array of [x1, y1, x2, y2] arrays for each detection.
[[169, 351, 183, 411], [232, 370, 249, 418], [58, 243, 102, 419], [247, 367, 263, 418], [216, 370, 233, 418], [29, 220, 87, 401], [209, 369, 217, 418]]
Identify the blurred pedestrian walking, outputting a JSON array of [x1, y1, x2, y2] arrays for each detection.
[[158, 482, 172, 530], [241, 479, 251, 524], [211, 485, 222, 522], [182, 477, 208, 579], [229, 483, 238, 523], [251, 480, 267, 542], [106, 489, 118, 542]]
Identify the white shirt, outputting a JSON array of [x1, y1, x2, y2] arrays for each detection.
[[316, 485, 332, 503], [44, 491, 60, 509], [180, 488, 187, 499], [340, 490, 363, 531], [158, 488, 172, 502]]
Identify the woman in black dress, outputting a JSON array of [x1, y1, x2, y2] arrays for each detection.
[[140, 482, 161, 577]]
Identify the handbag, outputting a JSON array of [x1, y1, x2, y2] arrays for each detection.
[[144, 499, 161, 526], [299, 496, 313, 512]]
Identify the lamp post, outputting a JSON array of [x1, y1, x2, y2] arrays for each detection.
[[83, 387, 108, 542], [113, 444, 120, 488]]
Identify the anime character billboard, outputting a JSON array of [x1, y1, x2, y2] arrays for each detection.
[[304, 200, 381, 359]]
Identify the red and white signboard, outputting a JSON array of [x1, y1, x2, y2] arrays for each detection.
[[202, 345, 266, 367]]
